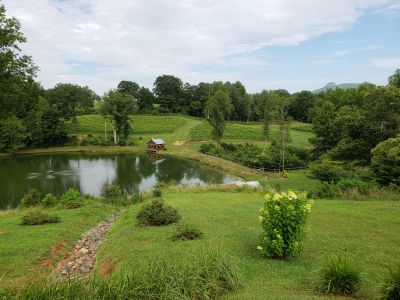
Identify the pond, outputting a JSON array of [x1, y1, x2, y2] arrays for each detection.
[[0, 153, 238, 209]]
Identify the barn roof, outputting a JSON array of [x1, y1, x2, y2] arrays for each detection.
[[148, 138, 166, 145]]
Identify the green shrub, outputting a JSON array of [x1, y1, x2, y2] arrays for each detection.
[[316, 255, 360, 296], [257, 191, 313, 259], [41, 193, 58, 208], [20, 211, 60, 226], [171, 223, 203, 241], [309, 160, 344, 183], [152, 187, 162, 198], [20, 188, 42, 208], [308, 182, 339, 199], [136, 199, 180, 226], [101, 183, 123, 199], [60, 188, 83, 209], [381, 263, 400, 300], [337, 178, 372, 195], [11, 249, 241, 299], [370, 137, 400, 186]]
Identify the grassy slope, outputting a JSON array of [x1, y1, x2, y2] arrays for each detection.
[[0, 203, 117, 288], [96, 191, 400, 299]]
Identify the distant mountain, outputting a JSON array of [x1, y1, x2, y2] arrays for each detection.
[[313, 82, 361, 93]]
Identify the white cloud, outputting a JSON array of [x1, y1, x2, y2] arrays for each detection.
[[371, 57, 400, 69], [333, 45, 384, 56], [3, 0, 398, 93]]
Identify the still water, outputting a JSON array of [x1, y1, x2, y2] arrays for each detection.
[[0, 153, 237, 209]]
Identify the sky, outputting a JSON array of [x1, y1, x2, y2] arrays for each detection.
[[4, 0, 400, 94]]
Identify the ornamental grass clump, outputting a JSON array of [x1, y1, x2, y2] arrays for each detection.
[[257, 191, 313, 259], [381, 263, 400, 299], [316, 255, 360, 296], [171, 223, 203, 241], [20, 210, 60, 226]]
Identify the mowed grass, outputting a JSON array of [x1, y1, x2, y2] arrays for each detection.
[[73, 115, 188, 135], [0, 203, 117, 288], [96, 191, 400, 299]]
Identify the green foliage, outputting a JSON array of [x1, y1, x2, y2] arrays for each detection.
[[288, 90, 315, 122], [41, 193, 58, 208], [199, 142, 306, 169], [316, 255, 360, 296], [101, 90, 136, 144], [9, 249, 241, 300], [205, 90, 233, 142], [0, 117, 27, 152], [308, 183, 339, 199], [171, 223, 203, 241], [60, 188, 83, 209], [136, 199, 180, 226], [20, 188, 42, 208], [381, 263, 400, 300], [153, 75, 183, 113], [370, 137, 400, 186], [101, 183, 123, 199], [309, 160, 344, 183], [258, 191, 313, 259], [152, 187, 162, 198], [388, 69, 400, 88], [20, 210, 60, 226], [336, 178, 372, 195]]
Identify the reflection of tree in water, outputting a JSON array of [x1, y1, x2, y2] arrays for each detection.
[[139, 155, 156, 178], [114, 154, 147, 194], [155, 157, 186, 184]]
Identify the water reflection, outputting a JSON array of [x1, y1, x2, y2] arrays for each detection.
[[0, 153, 237, 209]]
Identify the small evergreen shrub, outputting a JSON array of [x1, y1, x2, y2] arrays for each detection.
[[41, 193, 58, 208], [152, 187, 162, 198], [60, 188, 83, 209], [381, 263, 400, 300], [257, 191, 313, 259], [309, 160, 344, 183], [171, 223, 203, 241], [136, 199, 180, 226], [20, 211, 60, 226], [316, 255, 360, 296], [20, 188, 42, 208]]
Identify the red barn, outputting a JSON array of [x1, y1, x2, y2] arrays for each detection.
[[147, 138, 166, 152]]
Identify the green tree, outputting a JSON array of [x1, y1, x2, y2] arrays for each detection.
[[153, 75, 183, 112], [102, 90, 136, 144], [0, 4, 39, 120], [117, 80, 140, 97], [137, 87, 155, 112], [205, 90, 232, 142], [288, 90, 315, 122], [370, 137, 400, 186], [388, 69, 400, 88], [46, 83, 96, 130], [0, 116, 27, 152]]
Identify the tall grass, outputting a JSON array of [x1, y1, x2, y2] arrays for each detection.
[[7, 249, 242, 300]]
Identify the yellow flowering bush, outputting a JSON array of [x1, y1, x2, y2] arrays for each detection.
[[257, 191, 313, 259]]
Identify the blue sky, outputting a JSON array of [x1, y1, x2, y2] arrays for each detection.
[[5, 0, 400, 94]]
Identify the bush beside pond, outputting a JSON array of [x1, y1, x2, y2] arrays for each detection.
[[20, 211, 60, 226], [136, 199, 180, 226]]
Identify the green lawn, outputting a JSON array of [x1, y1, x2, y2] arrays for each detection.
[[96, 191, 400, 299], [0, 203, 117, 288]]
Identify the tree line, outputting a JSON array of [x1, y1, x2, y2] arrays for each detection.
[[1, 3, 400, 158]]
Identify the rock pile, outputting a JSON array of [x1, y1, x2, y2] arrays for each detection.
[[56, 214, 116, 279]]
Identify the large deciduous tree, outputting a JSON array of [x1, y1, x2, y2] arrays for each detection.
[[153, 75, 183, 112], [205, 90, 232, 143], [101, 90, 136, 145], [0, 4, 39, 120], [117, 80, 140, 97], [388, 69, 400, 88]]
